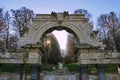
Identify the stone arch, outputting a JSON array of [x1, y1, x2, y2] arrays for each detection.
[[33, 22, 85, 45]]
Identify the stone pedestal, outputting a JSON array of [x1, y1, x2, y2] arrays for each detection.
[[75, 73, 80, 80], [40, 73, 44, 80], [22, 71, 26, 80], [97, 64, 106, 80], [78, 64, 89, 80], [58, 62, 63, 69]]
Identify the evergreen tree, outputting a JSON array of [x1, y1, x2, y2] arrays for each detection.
[[43, 33, 62, 64], [65, 34, 77, 64]]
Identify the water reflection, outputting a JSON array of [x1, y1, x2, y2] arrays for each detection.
[[44, 75, 76, 80]]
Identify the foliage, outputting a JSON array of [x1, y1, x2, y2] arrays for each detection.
[[0, 64, 118, 73], [0, 64, 31, 73], [65, 34, 77, 64], [1, 64, 14, 72], [74, 8, 93, 24], [41, 63, 78, 72], [41, 63, 58, 72], [22, 64, 31, 73], [64, 63, 78, 72], [41, 64, 117, 73], [105, 65, 118, 73], [51, 12, 57, 18], [90, 31, 98, 39], [42, 33, 62, 64], [63, 11, 69, 17], [88, 65, 97, 74]]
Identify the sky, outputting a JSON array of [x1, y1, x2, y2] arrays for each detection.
[[0, 0, 120, 49], [52, 30, 68, 49]]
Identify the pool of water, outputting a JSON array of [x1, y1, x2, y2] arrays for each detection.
[[44, 75, 76, 80]]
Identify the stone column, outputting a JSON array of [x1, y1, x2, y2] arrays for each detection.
[[30, 64, 40, 80], [78, 64, 89, 80], [22, 71, 26, 80], [13, 64, 25, 80], [20, 64, 25, 80], [40, 73, 44, 80], [97, 64, 106, 80], [14, 64, 21, 80]]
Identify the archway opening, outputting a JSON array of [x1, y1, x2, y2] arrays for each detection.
[[41, 26, 79, 65], [40, 26, 80, 46]]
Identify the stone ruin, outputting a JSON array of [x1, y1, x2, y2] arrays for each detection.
[[0, 12, 120, 80]]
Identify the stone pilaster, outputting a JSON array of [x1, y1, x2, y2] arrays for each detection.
[[14, 64, 25, 80], [13, 64, 21, 80], [22, 71, 26, 80], [30, 64, 40, 80], [40, 73, 44, 80], [78, 64, 89, 80], [97, 64, 106, 80]]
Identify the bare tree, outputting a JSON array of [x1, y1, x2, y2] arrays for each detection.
[[0, 8, 4, 31], [0, 8, 6, 50], [0, 8, 18, 50], [11, 7, 34, 37], [97, 12, 120, 51], [4, 11, 11, 49]]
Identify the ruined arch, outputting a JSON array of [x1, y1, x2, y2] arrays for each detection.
[[33, 22, 85, 45], [17, 12, 100, 48], [40, 26, 79, 45]]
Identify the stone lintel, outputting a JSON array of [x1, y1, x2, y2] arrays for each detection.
[[78, 52, 120, 64], [33, 12, 88, 22], [78, 59, 120, 64]]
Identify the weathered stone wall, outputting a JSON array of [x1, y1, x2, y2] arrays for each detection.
[[78, 49, 120, 64], [0, 49, 42, 64]]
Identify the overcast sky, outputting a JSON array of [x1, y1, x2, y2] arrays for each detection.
[[1, 0, 119, 49]]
